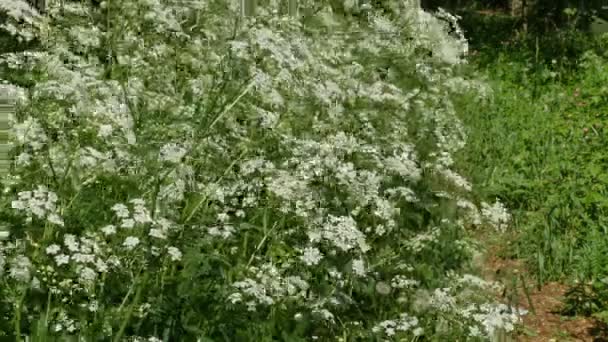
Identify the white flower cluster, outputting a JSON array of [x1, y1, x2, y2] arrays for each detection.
[[372, 313, 423, 338], [106, 200, 181, 261], [110, 199, 153, 229], [300, 246, 323, 266], [228, 263, 309, 311], [470, 303, 521, 338], [308, 215, 370, 253], [159, 142, 187, 164], [391, 275, 420, 289], [45, 233, 117, 286], [158, 164, 194, 204], [455, 274, 504, 294], [78, 146, 116, 172], [456, 198, 483, 226], [383, 148, 422, 182], [0, 0, 41, 42], [481, 199, 511, 233], [129, 336, 163, 342], [423, 282, 525, 339], [438, 167, 473, 191], [9, 254, 32, 282], [11, 117, 47, 151], [405, 227, 441, 253], [52, 310, 78, 334], [11, 185, 64, 226], [430, 287, 457, 312]]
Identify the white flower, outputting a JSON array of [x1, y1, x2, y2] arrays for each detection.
[[352, 258, 366, 277], [439, 167, 472, 191], [472, 303, 521, 337], [217, 212, 229, 222], [79, 266, 97, 284], [111, 203, 130, 218], [15, 152, 31, 166], [97, 124, 113, 138], [300, 247, 323, 266], [391, 275, 420, 289], [55, 254, 70, 266], [131, 199, 152, 224], [469, 325, 482, 337], [107, 256, 121, 267], [47, 213, 64, 226], [64, 234, 79, 252], [88, 300, 99, 313], [313, 215, 369, 253], [133, 208, 152, 224], [155, 218, 174, 231], [95, 259, 108, 273], [11, 200, 25, 210], [481, 200, 511, 232], [72, 253, 95, 264], [167, 246, 182, 261], [123, 236, 140, 250], [207, 225, 235, 239], [9, 255, 31, 282], [121, 218, 135, 229], [313, 308, 334, 322], [430, 288, 456, 312], [149, 228, 167, 239], [384, 149, 421, 181], [46, 244, 61, 255], [373, 313, 420, 337], [228, 292, 243, 304], [11, 187, 62, 223], [101, 224, 116, 235], [159, 143, 187, 163]]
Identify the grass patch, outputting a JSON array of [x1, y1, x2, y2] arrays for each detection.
[[458, 26, 608, 320]]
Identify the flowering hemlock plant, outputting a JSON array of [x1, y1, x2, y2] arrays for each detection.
[[0, 0, 519, 340]]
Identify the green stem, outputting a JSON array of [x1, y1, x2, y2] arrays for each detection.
[[520, 273, 536, 315], [114, 272, 149, 342], [14, 288, 27, 342]]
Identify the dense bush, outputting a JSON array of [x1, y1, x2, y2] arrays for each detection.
[[0, 0, 519, 340]]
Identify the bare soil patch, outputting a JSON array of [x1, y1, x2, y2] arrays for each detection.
[[478, 232, 608, 341]]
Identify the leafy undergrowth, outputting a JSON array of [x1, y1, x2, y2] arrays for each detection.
[[458, 27, 608, 337]]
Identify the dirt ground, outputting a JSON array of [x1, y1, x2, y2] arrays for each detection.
[[479, 234, 608, 342]]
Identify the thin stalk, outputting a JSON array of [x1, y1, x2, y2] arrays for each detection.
[[114, 272, 149, 342], [519, 273, 536, 315], [14, 288, 27, 342]]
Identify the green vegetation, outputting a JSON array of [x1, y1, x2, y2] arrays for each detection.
[[458, 11, 608, 328]]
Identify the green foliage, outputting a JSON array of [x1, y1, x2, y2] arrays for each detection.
[[458, 25, 608, 318], [458, 11, 520, 54], [562, 278, 608, 318]]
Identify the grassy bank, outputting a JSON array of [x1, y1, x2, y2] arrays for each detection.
[[458, 21, 608, 323]]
